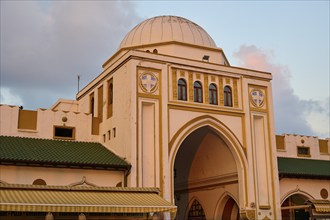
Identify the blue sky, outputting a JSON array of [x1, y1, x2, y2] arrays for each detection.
[[136, 1, 329, 100], [0, 1, 329, 137]]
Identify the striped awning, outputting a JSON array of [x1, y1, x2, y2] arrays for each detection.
[[306, 199, 330, 213], [0, 184, 177, 214]]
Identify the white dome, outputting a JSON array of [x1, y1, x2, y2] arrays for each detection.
[[119, 15, 217, 49]]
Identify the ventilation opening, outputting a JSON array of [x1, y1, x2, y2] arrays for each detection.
[[54, 126, 75, 139], [297, 146, 310, 157]]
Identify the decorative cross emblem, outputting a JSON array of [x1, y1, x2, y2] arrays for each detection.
[[140, 72, 158, 93], [251, 89, 265, 107]]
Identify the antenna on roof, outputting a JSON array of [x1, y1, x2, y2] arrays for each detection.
[[77, 75, 80, 93]]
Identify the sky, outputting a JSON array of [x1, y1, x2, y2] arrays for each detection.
[[0, 1, 329, 137]]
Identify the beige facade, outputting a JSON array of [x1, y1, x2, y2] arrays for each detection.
[[0, 15, 329, 220]]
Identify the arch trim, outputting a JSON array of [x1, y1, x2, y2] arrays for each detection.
[[280, 189, 315, 205], [169, 115, 248, 207], [185, 196, 207, 220], [214, 192, 240, 219]]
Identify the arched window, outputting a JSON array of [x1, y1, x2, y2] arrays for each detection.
[[194, 81, 203, 103], [209, 83, 218, 105], [224, 86, 232, 107], [188, 200, 206, 220], [33, 179, 47, 185], [178, 78, 187, 101]]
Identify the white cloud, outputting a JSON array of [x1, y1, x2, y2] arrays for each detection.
[[306, 98, 330, 137], [234, 45, 329, 137], [0, 88, 24, 107]]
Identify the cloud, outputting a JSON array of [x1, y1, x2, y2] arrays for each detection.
[[234, 45, 329, 137], [0, 1, 141, 109], [0, 88, 24, 107]]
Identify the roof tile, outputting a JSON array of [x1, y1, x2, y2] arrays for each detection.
[[0, 136, 130, 170], [278, 157, 330, 179]]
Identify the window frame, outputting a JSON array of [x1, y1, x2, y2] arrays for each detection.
[[107, 79, 113, 118], [209, 83, 218, 105], [188, 199, 206, 220], [53, 126, 75, 140], [297, 146, 311, 157], [224, 86, 233, 107], [178, 78, 187, 101], [90, 93, 95, 116], [194, 81, 203, 103], [108, 82, 113, 105]]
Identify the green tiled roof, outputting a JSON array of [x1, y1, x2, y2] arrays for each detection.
[[278, 157, 330, 179], [0, 136, 130, 170]]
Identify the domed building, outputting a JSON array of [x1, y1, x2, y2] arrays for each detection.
[[1, 16, 329, 220]]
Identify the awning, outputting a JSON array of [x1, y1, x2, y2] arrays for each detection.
[[0, 184, 177, 214], [306, 199, 330, 213], [305, 199, 330, 219]]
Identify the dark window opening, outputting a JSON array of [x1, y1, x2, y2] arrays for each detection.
[[109, 83, 113, 105], [224, 86, 233, 107], [107, 79, 113, 119], [297, 146, 310, 156], [209, 83, 218, 105], [194, 81, 203, 103], [90, 94, 95, 116], [54, 127, 74, 139], [178, 78, 187, 101], [188, 200, 206, 220]]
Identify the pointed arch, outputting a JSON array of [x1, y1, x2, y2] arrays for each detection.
[[214, 193, 240, 219], [186, 197, 207, 220], [209, 83, 218, 105], [178, 78, 187, 101], [169, 115, 248, 208], [194, 81, 203, 103], [281, 192, 312, 220], [224, 86, 232, 107], [281, 190, 314, 205]]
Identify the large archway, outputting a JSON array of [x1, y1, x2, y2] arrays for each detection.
[[172, 124, 242, 219]]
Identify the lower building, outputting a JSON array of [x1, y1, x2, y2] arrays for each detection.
[[0, 135, 176, 220]]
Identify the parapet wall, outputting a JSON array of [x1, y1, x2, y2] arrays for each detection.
[[0, 105, 97, 142], [276, 134, 330, 161]]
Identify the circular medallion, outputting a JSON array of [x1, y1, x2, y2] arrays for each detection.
[[139, 72, 158, 93], [321, 188, 328, 199], [250, 89, 265, 107]]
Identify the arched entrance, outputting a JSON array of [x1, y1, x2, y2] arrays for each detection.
[[221, 196, 240, 220], [281, 193, 311, 220], [172, 123, 243, 220]]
